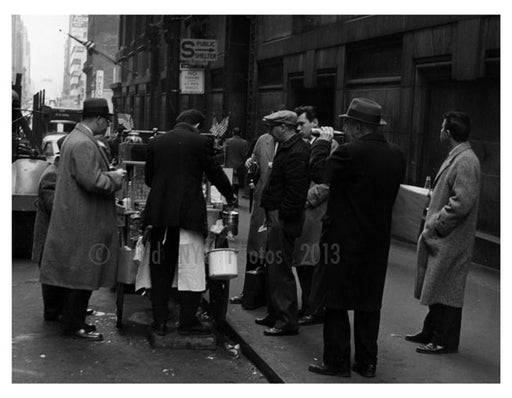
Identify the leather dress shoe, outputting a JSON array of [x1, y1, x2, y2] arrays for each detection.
[[308, 363, 350, 377], [151, 322, 168, 336], [67, 328, 103, 341], [352, 363, 376, 378], [255, 315, 275, 327], [263, 327, 298, 336], [298, 315, 323, 326], [416, 342, 458, 354], [405, 331, 431, 344], [229, 295, 243, 304], [86, 308, 95, 316]]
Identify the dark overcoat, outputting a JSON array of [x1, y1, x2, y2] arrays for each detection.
[[309, 133, 405, 310], [415, 142, 480, 307], [40, 124, 123, 290], [143, 122, 233, 236]]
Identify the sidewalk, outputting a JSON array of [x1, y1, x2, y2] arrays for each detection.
[[225, 198, 500, 383]]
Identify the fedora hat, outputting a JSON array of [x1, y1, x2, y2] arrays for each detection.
[[82, 98, 113, 119], [339, 98, 387, 126]]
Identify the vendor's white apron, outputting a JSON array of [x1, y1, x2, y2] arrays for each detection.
[[172, 228, 206, 292]]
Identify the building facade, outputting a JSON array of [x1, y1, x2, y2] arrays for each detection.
[[112, 15, 500, 268], [61, 15, 89, 109], [83, 15, 119, 112], [11, 15, 31, 106]]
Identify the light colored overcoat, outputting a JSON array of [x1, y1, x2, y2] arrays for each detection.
[[246, 133, 275, 260], [40, 124, 123, 290], [415, 142, 481, 307]]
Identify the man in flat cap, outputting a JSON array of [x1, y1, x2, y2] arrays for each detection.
[[255, 110, 310, 336], [307, 98, 405, 377], [40, 98, 126, 342]]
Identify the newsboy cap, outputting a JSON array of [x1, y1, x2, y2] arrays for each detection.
[[82, 98, 113, 119], [262, 110, 297, 126], [339, 98, 387, 126]]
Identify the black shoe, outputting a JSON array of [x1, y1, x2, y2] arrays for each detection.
[[229, 295, 243, 304], [298, 314, 323, 326], [352, 363, 376, 378], [66, 328, 103, 342], [416, 343, 458, 354], [405, 331, 431, 344], [308, 363, 350, 377], [84, 323, 97, 332], [86, 308, 95, 316], [255, 315, 275, 327], [151, 322, 168, 336], [263, 327, 299, 336], [178, 321, 213, 336]]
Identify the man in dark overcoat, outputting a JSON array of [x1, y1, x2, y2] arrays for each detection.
[[40, 99, 126, 341], [144, 109, 235, 336], [307, 98, 405, 378], [224, 127, 248, 202]]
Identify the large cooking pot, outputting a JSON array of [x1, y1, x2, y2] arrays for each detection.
[[207, 248, 238, 280], [221, 209, 239, 236]]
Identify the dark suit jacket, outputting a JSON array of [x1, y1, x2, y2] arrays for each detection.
[[310, 133, 405, 310], [144, 122, 234, 235]]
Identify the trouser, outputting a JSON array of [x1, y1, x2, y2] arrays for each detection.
[[41, 284, 66, 319], [421, 303, 462, 349], [323, 308, 381, 369], [265, 212, 302, 330], [149, 226, 202, 326], [61, 288, 93, 332]]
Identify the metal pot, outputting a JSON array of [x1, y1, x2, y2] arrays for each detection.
[[221, 209, 239, 236]]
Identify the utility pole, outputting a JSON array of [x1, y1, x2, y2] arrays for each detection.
[[164, 16, 182, 128]]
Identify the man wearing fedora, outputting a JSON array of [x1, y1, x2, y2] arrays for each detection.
[[307, 98, 405, 377], [40, 98, 126, 342], [406, 111, 480, 355], [255, 110, 310, 336]]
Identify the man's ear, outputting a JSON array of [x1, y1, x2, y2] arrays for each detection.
[[312, 118, 319, 128]]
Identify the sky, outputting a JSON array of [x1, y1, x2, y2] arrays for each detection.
[[21, 15, 69, 99]]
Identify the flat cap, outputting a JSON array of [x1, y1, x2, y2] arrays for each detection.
[[262, 110, 297, 126]]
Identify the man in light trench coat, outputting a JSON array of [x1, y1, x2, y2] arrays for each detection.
[[40, 98, 126, 342], [406, 111, 481, 354]]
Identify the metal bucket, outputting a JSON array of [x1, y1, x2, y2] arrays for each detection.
[[221, 209, 239, 236], [207, 248, 238, 280]]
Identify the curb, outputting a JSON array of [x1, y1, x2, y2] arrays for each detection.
[[219, 319, 284, 383]]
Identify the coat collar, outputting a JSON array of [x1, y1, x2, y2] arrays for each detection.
[[173, 122, 200, 134], [74, 123, 110, 168], [434, 141, 472, 186], [277, 133, 302, 151], [359, 132, 387, 143]]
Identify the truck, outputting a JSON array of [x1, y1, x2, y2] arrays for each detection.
[[12, 74, 81, 257]]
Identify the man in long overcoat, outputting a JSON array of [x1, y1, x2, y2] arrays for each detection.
[[406, 111, 481, 354], [230, 131, 276, 308], [32, 136, 66, 321], [307, 98, 405, 378], [143, 109, 235, 336], [40, 99, 125, 341]]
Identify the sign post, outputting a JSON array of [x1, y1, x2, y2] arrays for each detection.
[[179, 39, 217, 95]]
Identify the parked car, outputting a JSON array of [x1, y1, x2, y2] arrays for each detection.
[[42, 133, 66, 164]]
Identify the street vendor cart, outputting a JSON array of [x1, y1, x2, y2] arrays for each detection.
[[114, 137, 238, 329]]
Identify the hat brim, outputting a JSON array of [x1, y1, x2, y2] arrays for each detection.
[[339, 114, 387, 126]]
